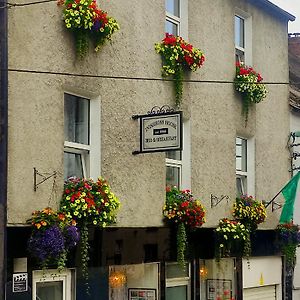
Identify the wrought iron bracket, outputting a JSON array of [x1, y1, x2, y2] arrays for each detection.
[[272, 201, 282, 212], [210, 194, 229, 208], [289, 166, 300, 172], [33, 167, 57, 191], [132, 105, 175, 120]]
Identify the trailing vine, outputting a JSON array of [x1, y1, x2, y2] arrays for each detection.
[[177, 222, 187, 270]]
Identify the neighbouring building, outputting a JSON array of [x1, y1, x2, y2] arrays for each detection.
[[3, 0, 295, 299], [288, 33, 300, 300]]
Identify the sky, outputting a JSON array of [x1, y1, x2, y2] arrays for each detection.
[[270, 0, 300, 33]]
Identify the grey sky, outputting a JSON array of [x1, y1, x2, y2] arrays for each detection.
[[270, 0, 300, 33]]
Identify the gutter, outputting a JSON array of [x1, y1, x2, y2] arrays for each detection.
[[0, 0, 8, 298]]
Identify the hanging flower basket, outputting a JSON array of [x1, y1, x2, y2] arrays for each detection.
[[155, 33, 205, 107], [234, 62, 267, 122], [233, 195, 267, 231], [164, 186, 205, 269], [277, 222, 300, 267], [27, 207, 80, 270], [60, 177, 120, 290], [59, 0, 120, 59], [215, 218, 251, 259]]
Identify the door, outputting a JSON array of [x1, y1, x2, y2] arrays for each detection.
[[32, 269, 74, 300]]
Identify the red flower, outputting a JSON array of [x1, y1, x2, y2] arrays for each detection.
[[163, 33, 177, 45], [184, 55, 194, 65]]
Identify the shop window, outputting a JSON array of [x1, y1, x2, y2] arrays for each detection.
[[166, 262, 190, 300], [235, 137, 254, 196], [64, 92, 100, 180], [165, 0, 188, 39], [32, 269, 75, 300], [234, 11, 252, 65], [199, 259, 237, 300], [109, 263, 159, 300]]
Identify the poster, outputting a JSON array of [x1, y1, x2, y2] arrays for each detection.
[[128, 288, 156, 300]]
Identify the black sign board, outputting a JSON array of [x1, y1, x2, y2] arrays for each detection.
[[133, 111, 182, 154]]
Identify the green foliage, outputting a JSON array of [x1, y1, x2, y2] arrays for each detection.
[[177, 222, 187, 270]]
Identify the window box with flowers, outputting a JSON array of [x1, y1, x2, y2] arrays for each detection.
[[27, 207, 80, 270], [277, 222, 300, 267], [234, 62, 267, 122], [164, 187, 206, 269], [232, 195, 267, 231], [155, 34, 205, 107], [58, 0, 120, 59], [215, 218, 251, 259]]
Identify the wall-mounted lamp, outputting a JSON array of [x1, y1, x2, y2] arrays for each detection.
[[199, 265, 208, 279], [109, 269, 127, 288]]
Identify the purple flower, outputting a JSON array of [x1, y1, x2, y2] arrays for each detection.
[[64, 225, 80, 250], [92, 20, 102, 31], [28, 225, 65, 263]]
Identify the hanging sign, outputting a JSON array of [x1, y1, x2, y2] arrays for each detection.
[[133, 110, 182, 154]]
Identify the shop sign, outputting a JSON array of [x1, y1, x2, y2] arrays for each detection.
[[133, 111, 182, 154], [13, 273, 28, 293]]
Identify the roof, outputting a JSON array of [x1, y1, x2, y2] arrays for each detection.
[[289, 36, 300, 110], [250, 0, 296, 22]]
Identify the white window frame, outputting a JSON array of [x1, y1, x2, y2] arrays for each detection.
[[32, 269, 75, 300], [236, 136, 255, 196], [166, 120, 191, 190], [235, 9, 252, 65], [165, 0, 188, 39], [165, 262, 191, 300], [64, 90, 101, 180]]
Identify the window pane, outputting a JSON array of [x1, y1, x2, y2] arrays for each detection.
[[165, 20, 178, 35], [36, 281, 63, 300], [166, 263, 189, 278], [236, 138, 247, 172], [166, 150, 182, 160], [64, 152, 83, 180], [166, 286, 187, 300], [166, 165, 180, 188], [235, 49, 245, 63], [64, 93, 90, 145], [235, 15, 244, 48], [165, 0, 179, 17], [236, 177, 244, 196]]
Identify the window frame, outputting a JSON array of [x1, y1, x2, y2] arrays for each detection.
[[234, 10, 252, 65], [63, 91, 101, 180], [165, 0, 188, 39], [165, 120, 191, 190], [236, 136, 255, 196]]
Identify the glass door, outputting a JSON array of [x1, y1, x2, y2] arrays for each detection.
[[165, 263, 190, 300]]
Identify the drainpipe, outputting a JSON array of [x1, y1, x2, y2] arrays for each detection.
[[0, 0, 8, 298]]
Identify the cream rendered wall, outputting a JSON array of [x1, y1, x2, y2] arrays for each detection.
[[189, 0, 290, 227], [7, 0, 290, 228]]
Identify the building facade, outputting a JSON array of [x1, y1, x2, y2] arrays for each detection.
[[3, 0, 295, 299]]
